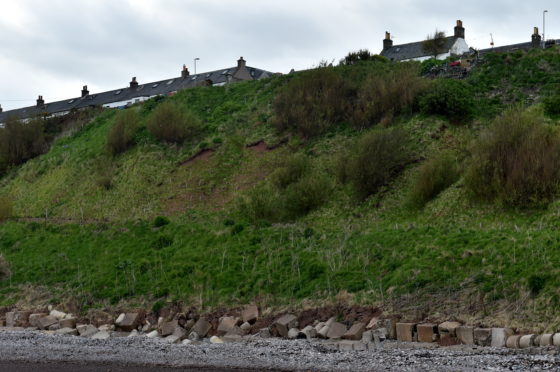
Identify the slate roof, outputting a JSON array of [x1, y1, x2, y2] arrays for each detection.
[[0, 64, 274, 123], [478, 39, 560, 55], [380, 36, 458, 61]]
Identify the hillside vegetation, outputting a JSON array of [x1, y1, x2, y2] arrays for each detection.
[[1, 48, 560, 328]]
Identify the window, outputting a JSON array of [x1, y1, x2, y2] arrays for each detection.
[[152, 83, 159, 88], [191, 76, 197, 80], [68, 99, 75, 104], [166, 79, 174, 85], [206, 74, 211, 78], [115, 90, 122, 95], [221, 70, 229, 75]]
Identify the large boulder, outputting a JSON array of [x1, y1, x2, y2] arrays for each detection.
[[77, 324, 99, 338], [36, 315, 58, 330], [6, 311, 32, 328], [159, 320, 179, 337], [28, 313, 49, 328]]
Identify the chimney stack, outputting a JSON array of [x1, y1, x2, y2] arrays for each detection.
[[37, 95, 45, 107], [383, 32, 393, 50], [130, 77, 139, 89], [81, 85, 89, 97], [532, 27, 542, 48], [237, 57, 246, 68], [181, 64, 190, 78], [0, 104, 2, 113], [454, 20, 465, 39]]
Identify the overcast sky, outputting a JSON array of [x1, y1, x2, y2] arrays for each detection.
[[0, 0, 557, 110]]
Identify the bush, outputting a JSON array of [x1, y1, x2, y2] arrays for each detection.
[[344, 128, 411, 200], [146, 102, 202, 144], [239, 184, 282, 223], [271, 154, 311, 189], [464, 108, 560, 207], [0, 196, 13, 222], [543, 94, 560, 116], [352, 64, 426, 128], [106, 110, 139, 155], [408, 152, 460, 208], [94, 158, 115, 190], [284, 173, 332, 218], [339, 49, 388, 66], [419, 79, 474, 122], [153, 216, 170, 227], [0, 255, 10, 281], [0, 117, 47, 173], [272, 67, 353, 138]]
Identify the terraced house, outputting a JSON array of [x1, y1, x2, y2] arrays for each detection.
[[0, 57, 274, 125]]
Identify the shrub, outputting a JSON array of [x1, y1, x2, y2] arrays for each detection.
[[0, 196, 13, 222], [528, 274, 547, 296], [146, 102, 202, 144], [153, 216, 170, 227], [272, 67, 353, 138], [284, 173, 332, 218], [421, 30, 448, 58], [94, 158, 115, 190], [344, 128, 411, 200], [0, 255, 10, 281], [408, 152, 460, 208], [339, 49, 388, 66], [106, 110, 139, 155], [0, 116, 47, 172], [352, 64, 426, 128], [419, 79, 474, 122], [464, 108, 560, 207], [543, 94, 560, 117], [239, 184, 282, 223], [271, 154, 311, 189]]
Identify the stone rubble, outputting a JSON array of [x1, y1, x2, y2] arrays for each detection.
[[2, 303, 560, 359]]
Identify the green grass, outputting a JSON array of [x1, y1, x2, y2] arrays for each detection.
[[1, 52, 560, 327]]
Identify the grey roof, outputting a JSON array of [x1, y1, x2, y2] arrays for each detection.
[[380, 36, 458, 61], [479, 39, 559, 55], [0, 65, 274, 123]]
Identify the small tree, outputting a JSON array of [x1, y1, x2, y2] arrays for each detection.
[[422, 30, 448, 58]]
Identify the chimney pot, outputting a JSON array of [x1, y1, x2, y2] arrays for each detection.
[[454, 19, 465, 39], [181, 64, 190, 78], [37, 95, 45, 107], [0, 104, 2, 113], [532, 27, 542, 48], [237, 57, 246, 68], [383, 31, 393, 50], [81, 85, 89, 97]]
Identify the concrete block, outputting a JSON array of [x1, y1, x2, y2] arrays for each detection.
[[519, 334, 536, 348], [55, 327, 78, 336], [159, 320, 179, 337], [539, 334, 553, 347], [274, 314, 298, 338], [506, 335, 521, 349], [362, 330, 373, 344], [6, 312, 32, 328], [343, 322, 366, 341], [491, 328, 514, 348], [317, 325, 330, 338], [77, 324, 99, 338], [288, 328, 300, 339], [58, 318, 77, 329], [191, 318, 212, 338], [258, 328, 271, 338], [396, 323, 416, 342], [326, 322, 347, 339], [438, 321, 461, 337], [301, 325, 317, 339], [115, 312, 144, 332], [552, 333, 560, 346], [146, 330, 159, 338], [37, 315, 58, 330], [91, 331, 110, 340], [383, 319, 398, 339], [242, 305, 259, 324], [217, 317, 240, 336], [474, 328, 492, 346], [28, 313, 48, 328], [366, 317, 379, 329], [456, 326, 474, 345], [417, 324, 439, 343]]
